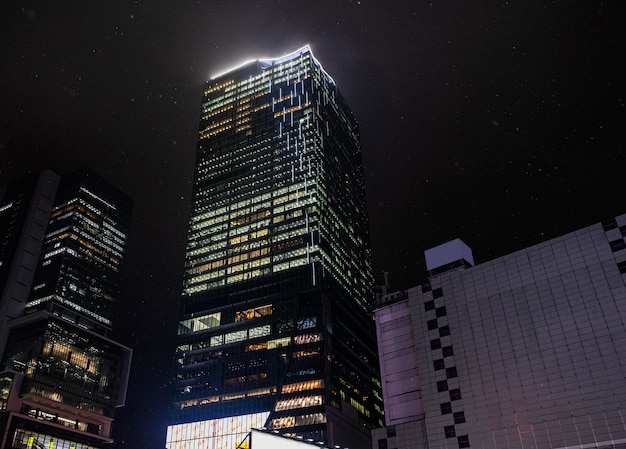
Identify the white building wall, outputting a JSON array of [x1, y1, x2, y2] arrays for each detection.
[[374, 213, 626, 449]]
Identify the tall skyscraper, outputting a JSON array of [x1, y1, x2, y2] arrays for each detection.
[[26, 168, 132, 328], [373, 215, 626, 449], [167, 46, 383, 449], [0, 168, 132, 449]]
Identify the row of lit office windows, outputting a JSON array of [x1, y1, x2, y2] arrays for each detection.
[[190, 196, 273, 232], [50, 204, 126, 246], [26, 385, 105, 415], [176, 386, 277, 410], [187, 211, 310, 254], [77, 186, 118, 211], [187, 247, 272, 277], [179, 312, 314, 346], [224, 372, 267, 386], [73, 234, 123, 263], [26, 295, 112, 325], [185, 252, 304, 294], [44, 232, 122, 267], [184, 255, 312, 294], [199, 124, 315, 171], [203, 78, 233, 96], [178, 380, 325, 406], [200, 103, 232, 120], [187, 208, 313, 257], [190, 183, 311, 225], [41, 340, 101, 374], [190, 325, 271, 348], [201, 82, 270, 117], [55, 198, 124, 236], [198, 135, 274, 169], [177, 336, 290, 365], [269, 413, 325, 430], [25, 408, 93, 433], [231, 73, 273, 94], [187, 198, 315, 239], [199, 117, 232, 136], [223, 167, 309, 200], [275, 395, 322, 412], [101, 217, 127, 239], [178, 332, 320, 367], [230, 208, 271, 225], [48, 241, 121, 274]]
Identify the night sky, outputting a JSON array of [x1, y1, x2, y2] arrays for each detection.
[[0, 2, 623, 448]]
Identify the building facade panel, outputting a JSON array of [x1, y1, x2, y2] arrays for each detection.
[[375, 214, 626, 449]]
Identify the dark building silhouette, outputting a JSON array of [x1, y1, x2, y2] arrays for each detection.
[[0, 168, 132, 449], [166, 46, 383, 449], [0, 171, 59, 356]]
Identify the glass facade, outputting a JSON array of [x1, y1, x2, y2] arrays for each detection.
[[0, 168, 133, 449], [169, 46, 383, 449], [26, 168, 132, 328], [1, 315, 129, 419]]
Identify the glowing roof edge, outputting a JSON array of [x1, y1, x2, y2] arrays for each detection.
[[209, 44, 336, 86]]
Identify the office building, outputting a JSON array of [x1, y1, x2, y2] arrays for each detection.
[[0, 171, 59, 356], [373, 215, 626, 449], [167, 46, 383, 449], [26, 168, 132, 328], [0, 168, 132, 449]]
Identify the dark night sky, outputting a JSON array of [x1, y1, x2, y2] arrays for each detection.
[[1, 1, 623, 448]]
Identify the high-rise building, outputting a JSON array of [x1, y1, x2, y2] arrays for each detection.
[[0, 171, 59, 355], [167, 46, 383, 449], [372, 215, 626, 449], [26, 168, 132, 328], [0, 168, 133, 449]]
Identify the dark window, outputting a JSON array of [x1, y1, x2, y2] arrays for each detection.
[[458, 435, 470, 448], [434, 359, 445, 371], [440, 402, 452, 414], [450, 388, 462, 400], [446, 367, 458, 378], [421, 282, 432, 293], [602, 219, 618, 231], [433, 288, 443, 298], [618, 261, 626, 274], [444, 425, 456, 438], [437, 380, 448, 392], [386, 426, 396, 438], [427, 319, 438, 330], [439, 325, 450, 337], [442, 346, 454, 357], [620, 226, 626, 238], [430, 339, 442, 350], [378, 439, 388, 449], [610, 239, 626, 252], [453, 411, 466, 424], [436, 306, 447, 317], [424, 300, 435, 311]]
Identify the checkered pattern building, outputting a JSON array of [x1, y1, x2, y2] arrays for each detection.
[[373, 214, 626, 449]]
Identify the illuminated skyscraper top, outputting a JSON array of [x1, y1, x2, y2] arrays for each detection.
[[169, 46, 383, 449], [183, 45, 372, 308]]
